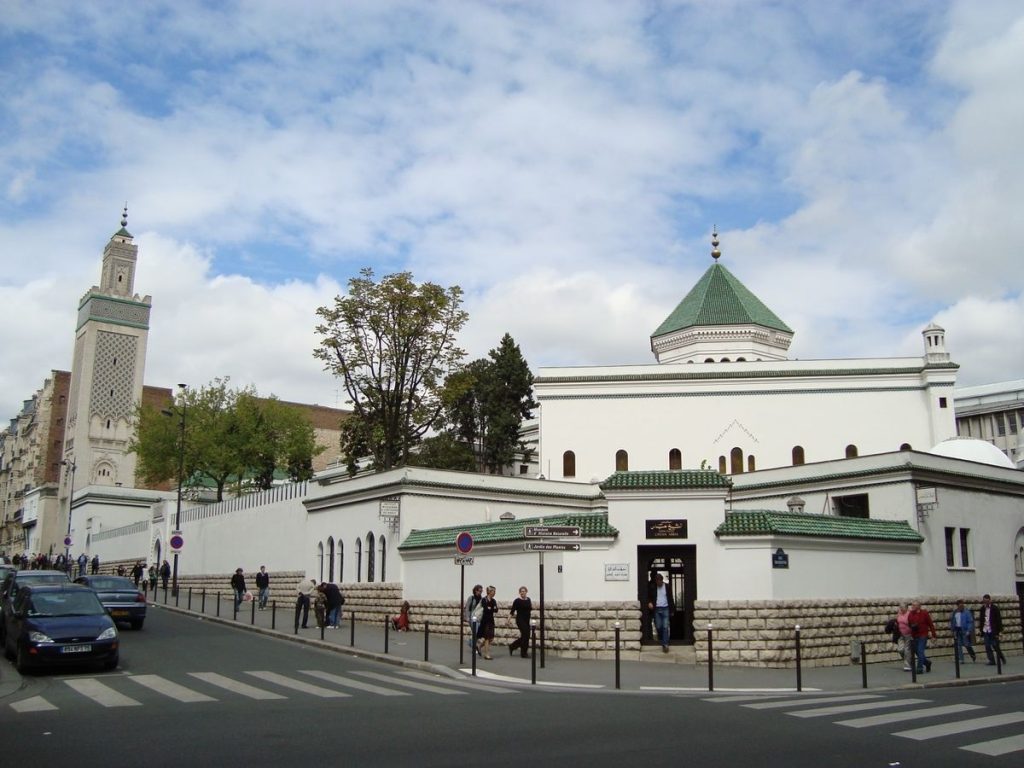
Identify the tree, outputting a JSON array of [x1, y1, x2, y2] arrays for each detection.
[[314, 268, 468, 474], [132, 379, 324, 500]]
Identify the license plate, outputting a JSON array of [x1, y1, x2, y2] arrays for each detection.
[[61, 644, 92, 654], [111, 610, 129, 617]]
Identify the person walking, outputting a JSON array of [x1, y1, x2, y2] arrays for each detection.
[[131, 561, 144, 587], [255, 566, 270, 610], [77, 552, 88, 577], [464, 584, 485, 657], [895, 603, 914, 670], [91, 554, 100, 574], [295, 578, 314, 629], [159, 560, 171, 590], [478, 586, 498, 660], [978, 594, 1007, 666], [231, 568, 247, 612], [908, 600, 937, 673], [148, 563, 158, 592], [647, 572, 674, 653], [949, 599, 976, 663], [508, 586, 532, 658]]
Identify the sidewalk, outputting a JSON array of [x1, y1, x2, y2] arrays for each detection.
[[152, 593, 1023, 695]]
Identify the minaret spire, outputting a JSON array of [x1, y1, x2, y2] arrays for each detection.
[[121, 203, 128, 229], [711, 227, 721, 261]]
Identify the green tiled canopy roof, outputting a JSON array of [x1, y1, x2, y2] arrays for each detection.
[[600, 470, 731, 491], [399, 513, 617, 550], [715, 510, 924, 542], [653, 262, 792, 338]]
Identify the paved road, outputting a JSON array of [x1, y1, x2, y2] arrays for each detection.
[[3, 609, 1024, 767]]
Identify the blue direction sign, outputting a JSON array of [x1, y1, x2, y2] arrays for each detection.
[[455, 531, 474, 554]]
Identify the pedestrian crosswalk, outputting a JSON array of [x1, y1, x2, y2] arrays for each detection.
[[703, 691, 1024, 757], [7, 667, 516, 713]]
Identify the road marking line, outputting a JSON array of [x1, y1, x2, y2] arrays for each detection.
[[187, 672, 286, 700], [698, 691, 817, 700], [397, 669, 518, 694], [11, 696, 57, 713], [299, 670, 410, 696], [836, 704, 984, 728], [466, 669, 603, 688], [895, 712, 1024, 741], [245, 671, 350, 698], [351, 670, 466, 695], [64, 679, 141, 708], [787, 699, 930, 718], [126, 674, 216, 702], [744, 694, 880, 710], [961, 733, 1024, 756]]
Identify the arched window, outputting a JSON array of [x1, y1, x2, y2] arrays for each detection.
[[736, 357, 746, 362], [337, 540, 344, 583], [669, 448, 682, 470], [355, 538, 363, 583], [366, 532, 376, 583], [615, 450, 629, 472], [720, 357, 731, 363], [317, 541, 324, 582], [730, 447, 744, 474], [718, 455, 726, 474], [562, 451, 576, 478], [845, 444, 858, 459], [900, 443, 912, 451], [704, 358, 715, 363], [327, 537, 335, 581], [792, 446, 805, 466], [747, 455, 756, 472], [379, 535, 387, 582]]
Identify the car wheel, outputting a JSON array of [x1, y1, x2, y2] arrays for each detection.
[[102, 653, 119, 671], [15, 644, 32, 674], [130, 619, 144, 631]]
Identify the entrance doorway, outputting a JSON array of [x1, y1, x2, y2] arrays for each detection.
[[637, 545, 696, 645]]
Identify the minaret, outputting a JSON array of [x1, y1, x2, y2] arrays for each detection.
[[63, 207, 153, 489]]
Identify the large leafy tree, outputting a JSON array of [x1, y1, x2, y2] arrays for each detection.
[[314, 268, 468, 473], [132, 379, 323, 500]]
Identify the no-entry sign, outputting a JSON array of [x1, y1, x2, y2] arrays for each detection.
[[455, 531, 473, 554]]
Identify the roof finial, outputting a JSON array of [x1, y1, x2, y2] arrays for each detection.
[[711, 226, 721, 261], [121, 203, 128, 228]]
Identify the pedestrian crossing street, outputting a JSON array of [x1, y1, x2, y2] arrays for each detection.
[[703, 691, 1024, 758], [8, 668, 516, 713]]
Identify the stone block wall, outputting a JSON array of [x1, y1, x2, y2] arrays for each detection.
[[692, 596, 1023, 668]]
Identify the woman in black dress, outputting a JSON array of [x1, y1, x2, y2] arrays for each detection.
[[479, 585, 498, 659], [508, 586, 532, 658]]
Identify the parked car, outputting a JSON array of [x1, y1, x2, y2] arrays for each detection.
[[74, 575, 147, 630], [0, 569, 71, 646], [2, 583, 119, 674]]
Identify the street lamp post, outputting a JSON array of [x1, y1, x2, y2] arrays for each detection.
[[172, 384, 187, 596], [60, 458, 76, 570]]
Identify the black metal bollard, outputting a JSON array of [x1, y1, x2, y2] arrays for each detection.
[[321, 621, 325, 641], [997, 642, 1003, 675], [272, 601, 276, 630], [350, 611, 356, 647], [175, 586, 180, 607], [707, 624, 715, 692], [614, 622, 621, 690], [530, 623, 537, 685], [910, 640, 917, 683], [217, 592, 221, 617], [424, 620, 430, 662], [795, 626, 803, 692], [471, 630, 478, 677], [860, 639, 868, 689], [188, 588, 192, 611], [384, 615, 390, 654], [250, 597, 256, 625], [202, 589, 206, 614], [954, 638, 961, 679], [164, 585, 169, 605], [294, 600, 301, 635]]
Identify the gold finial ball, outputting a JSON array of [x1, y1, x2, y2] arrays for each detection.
[[711, 229, 721, 260]]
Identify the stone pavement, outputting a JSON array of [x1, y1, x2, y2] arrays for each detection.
[[148, 593, 1023, 695]]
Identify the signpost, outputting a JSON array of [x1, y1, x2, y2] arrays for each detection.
[[455, 532, 474, 665], [524, 523, 582, 668]]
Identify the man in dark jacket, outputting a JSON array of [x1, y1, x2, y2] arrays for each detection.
[[321, 582, 344, 628], [255, 566, 270, 610], [646, 572, 675, 653], [231, 568, 247, 611], [908, 601, 937, 673], [978, 594, 1007, 666]]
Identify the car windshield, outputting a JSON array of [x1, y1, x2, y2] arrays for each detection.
[[85, 577, 136, 590], [28, 592, 105, 617]]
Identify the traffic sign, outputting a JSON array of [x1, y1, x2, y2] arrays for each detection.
[[524, 525, 581, 538], [63, 536, 72, 547], [455, 531, 474, 554], [169, 532, 184, 553], [524, 542, 581, 552], [454, 555, 475, 566]]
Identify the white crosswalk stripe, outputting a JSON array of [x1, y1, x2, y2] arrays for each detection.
[[64, 678, 142, 708], [10, 695, 57, 713], [894, 712, 1024, 741], [350, 670, 467, 695], [126, 674, 217, 702], [961, 733, 1024, 757], [743, 694, 880, 710], [836, 703, 984, 728], [188, 671, 286, 700], [245, 670, 349, 697], [786, 698, 931, 718], [396, 669, 519, 694], [300, 670, 411, 696]]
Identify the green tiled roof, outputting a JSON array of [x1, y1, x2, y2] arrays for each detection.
[[600, 470, 731, 491], [653, 262, 792, 337], [715, 510, 924, 542], [399, 513, 617, 550]]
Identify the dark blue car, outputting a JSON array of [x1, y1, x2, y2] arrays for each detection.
[[75, 575, 147, 630], [2, 583, 119, 674]]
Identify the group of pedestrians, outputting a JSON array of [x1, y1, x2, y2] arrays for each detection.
[[230, 565, 276, 611], [889, 594, 1008, 674], [293, 577, 345, 629], [463, 584, 533, 660]]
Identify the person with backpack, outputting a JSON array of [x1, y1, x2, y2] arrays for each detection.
[[464, 584, 485, 656]]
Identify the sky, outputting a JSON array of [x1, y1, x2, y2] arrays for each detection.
[[1, 0, 1023, 420]]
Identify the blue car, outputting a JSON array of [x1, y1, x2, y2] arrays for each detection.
[[2, 583, 119, 674], [75, 575, 147, 630]]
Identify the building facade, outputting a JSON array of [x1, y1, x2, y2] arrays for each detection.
[[954, 380, 1024, 469]]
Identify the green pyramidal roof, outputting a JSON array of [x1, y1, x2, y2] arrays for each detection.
[[653, 262, 792, 338], [715, 510, 923, 542]]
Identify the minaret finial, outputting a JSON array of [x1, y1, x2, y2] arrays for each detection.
[[711, 226, 721, 261], [121, 203, 128, 228]]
